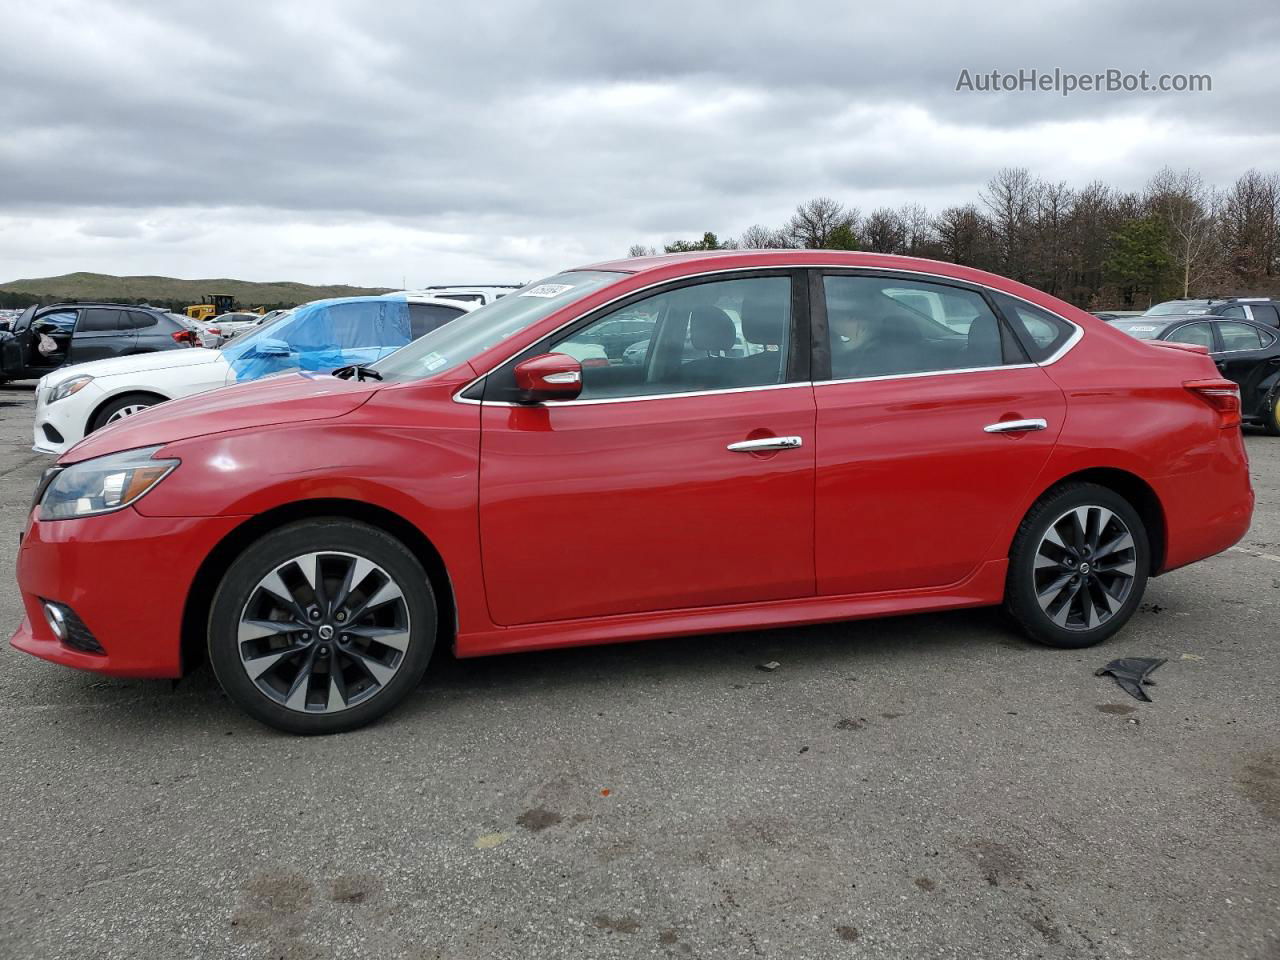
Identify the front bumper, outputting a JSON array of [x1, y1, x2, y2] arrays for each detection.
[[10, 506, 245, 677], [31, 379, 104, 456]]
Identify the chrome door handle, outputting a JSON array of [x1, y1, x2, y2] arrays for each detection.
[[983, 418, 1047, 434], [727, 436, 803, 453]]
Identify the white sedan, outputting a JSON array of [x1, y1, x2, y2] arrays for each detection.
[[32, 294, 475, 456]]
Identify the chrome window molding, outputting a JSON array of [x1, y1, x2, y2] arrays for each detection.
[[452, 263, 1086, 407]]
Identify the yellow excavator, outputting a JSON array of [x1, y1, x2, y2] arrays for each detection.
[[184, 295, 266, 322]]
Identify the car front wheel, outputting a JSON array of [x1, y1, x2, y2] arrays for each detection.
[[89, 392, 164, 432], [1004, 483, 1149, 649], [208, 519, 436, 734]]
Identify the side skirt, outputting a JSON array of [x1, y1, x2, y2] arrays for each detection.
[[455, 559, 1009, 658]]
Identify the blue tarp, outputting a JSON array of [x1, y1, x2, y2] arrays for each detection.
[[222, 296, 413, 382]]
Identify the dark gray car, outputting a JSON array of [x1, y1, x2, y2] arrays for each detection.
[[0, 303, 192, 384]]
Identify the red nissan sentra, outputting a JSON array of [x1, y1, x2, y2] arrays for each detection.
[[10, 251, 1254, 733]]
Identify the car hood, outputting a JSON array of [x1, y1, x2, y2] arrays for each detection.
[[45, 346, 225, 386], [63, 371, 381, 463]]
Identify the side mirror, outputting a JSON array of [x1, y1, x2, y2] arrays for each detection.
[[254, 337, 292, 356], [513, 353, 583, 403]]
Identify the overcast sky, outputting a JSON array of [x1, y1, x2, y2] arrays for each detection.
[[2, 0, 1278, 287]]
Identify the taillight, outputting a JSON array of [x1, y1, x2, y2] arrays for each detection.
[[172, 330, 197, 346], [1185, 379, 1242, 428], [207, 327, 221, 336]]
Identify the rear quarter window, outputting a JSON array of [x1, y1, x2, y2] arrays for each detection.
[[991, 293, 1075, 362]]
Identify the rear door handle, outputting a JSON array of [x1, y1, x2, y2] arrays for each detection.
[[727, 436, 803, 453], [983, 418, 1047, 434]]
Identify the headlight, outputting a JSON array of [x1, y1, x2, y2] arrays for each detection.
[[39, 446, 179, 520], [49, 375, 94, 403]]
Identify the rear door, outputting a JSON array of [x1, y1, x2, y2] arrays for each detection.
[[812, 273, 1068, 595], [125, 309, 171, 351], [1212, 320, 1280, 418], [70, 308, 134, 363]]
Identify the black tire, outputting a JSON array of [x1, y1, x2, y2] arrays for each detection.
[[89, 392, 165, 432], [1004, 482, 1149, 649], [1262, 390, 1280, 437], [208, 519, 436, 734]]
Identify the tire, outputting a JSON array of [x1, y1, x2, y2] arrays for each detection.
[[1262, 390, 1280, 437], [1004, 482, 1149, 649], [89, 392, 165, 432], [208, 519, 436, 734]]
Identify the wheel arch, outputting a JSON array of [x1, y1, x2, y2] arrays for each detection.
[[87, 389, 171, 432], [179, 498, 457, 674], [1017, 467, 1167, 575]]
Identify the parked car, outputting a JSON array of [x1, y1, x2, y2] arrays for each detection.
[[1090, 310, 1145, 320], [1108, 314, 1280, 433], [1142, 297, 1280, 327], [0, 303, 191, 385], [1142, 299, 1215, 317], [11, 251, 1253, 734], [30, 294, 474, 454], [398, 286, 522, 306], [1205, 297, 1280, 328]]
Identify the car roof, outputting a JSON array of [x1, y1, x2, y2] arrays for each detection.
[[41, 301, 166, 311]]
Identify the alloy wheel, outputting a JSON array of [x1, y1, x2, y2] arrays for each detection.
[[105, 403, 151, 423], [1033, 505, 1138, 631], [237, 551, 412, 713]]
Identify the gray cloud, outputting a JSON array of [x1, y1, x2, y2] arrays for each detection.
[[1, 0, 1278, 284]]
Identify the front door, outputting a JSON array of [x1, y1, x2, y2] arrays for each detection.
[[812, 272, 1068, 595], [477, 273, 817, 625]]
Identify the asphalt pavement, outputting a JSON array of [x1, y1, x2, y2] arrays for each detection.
[[0, 380, 1276, 960]]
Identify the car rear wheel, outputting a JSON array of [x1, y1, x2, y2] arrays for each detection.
[[1263, 390, 1280, 437], [89, 392, 165, 432], [1004, 483, 1149, 649], [208, 519, 436, 734]]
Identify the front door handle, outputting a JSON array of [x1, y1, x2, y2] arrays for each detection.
[[727, 436, 803, 453], [983, 418, 1048, 434]]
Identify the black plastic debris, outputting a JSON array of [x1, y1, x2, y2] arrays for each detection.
[[1095, 657, 1167, 702]]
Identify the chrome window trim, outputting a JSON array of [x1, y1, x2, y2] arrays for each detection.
[[1209, 319, 1275, 353], [451, 263, 1086, 407]]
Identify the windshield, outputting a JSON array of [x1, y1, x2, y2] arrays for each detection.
[[1144, 300, 1211, 316], [372, 271, 623, 382]]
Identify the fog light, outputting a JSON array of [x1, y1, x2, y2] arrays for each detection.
[[43, 602, 68, 640]]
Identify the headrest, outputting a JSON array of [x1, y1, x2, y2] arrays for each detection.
[[740, 296, 787, 346], [967, 312, 1001, 364], [689, 305, 736, 354]]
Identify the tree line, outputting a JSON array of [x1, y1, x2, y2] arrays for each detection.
[[629, 167, 1280, 309]]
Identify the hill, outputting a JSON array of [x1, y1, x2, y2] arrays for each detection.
[[0, 272, 395, 310]]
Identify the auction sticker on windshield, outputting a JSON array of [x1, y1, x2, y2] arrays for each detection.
[[520, 283, 574, 298]]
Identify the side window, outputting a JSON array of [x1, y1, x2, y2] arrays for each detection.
[[1219, 304, 1248, 319], [1249, 304, 1280, 328], [1216, 321, 1265, 351], [36, 310, 78, 333], [990, 293, 1074, 362], [549, 275, 793, 400], [1166, 322, 1214, 348], [823, 275, 1004, 380], [408, 303, 464, 339], [76, 309, 120, 333], [125, 311, 158, 329]]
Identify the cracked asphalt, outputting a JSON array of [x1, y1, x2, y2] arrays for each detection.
[[0, 379, 1276, 959]]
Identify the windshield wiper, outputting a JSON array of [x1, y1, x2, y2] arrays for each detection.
[[332, 364, 383, 382]]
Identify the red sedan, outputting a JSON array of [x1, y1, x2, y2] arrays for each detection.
[[10, 251, 1254, 733]]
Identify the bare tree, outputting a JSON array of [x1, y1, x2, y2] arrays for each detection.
[[862, 208, 907, 254], [738, 224, 791, 249], [787, 197, 859, 248], [898, 202, 934, 255], [933, 204, 988, 265], [981, 167, 1035, 280], [1221, 169, 1280, 286], [627, 243, 657, 257], [1146, 168, 1221, 297]]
